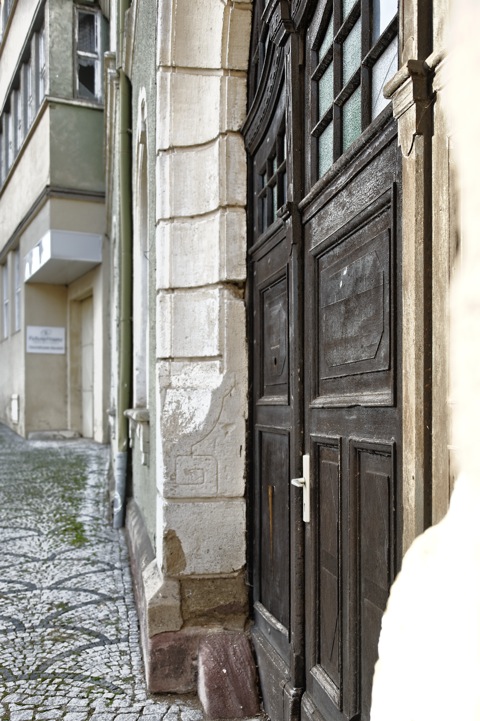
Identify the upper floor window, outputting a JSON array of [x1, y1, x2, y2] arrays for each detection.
[[309, 0, 398, 181], [2, 263, 9, 339], [14, 250, 21, 332], [37, 27, 47, 102], [75, 7, 104, 101], [0, 21, 47, 189], [0, 0, 14, 44]]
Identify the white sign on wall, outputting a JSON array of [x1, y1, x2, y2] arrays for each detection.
[[26, 326, 66, 354]]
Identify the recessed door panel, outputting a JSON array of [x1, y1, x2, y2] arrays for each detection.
[[259, 429, 291, 629], [352, 441, 396, 719]]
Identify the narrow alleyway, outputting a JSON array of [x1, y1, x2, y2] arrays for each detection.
[[0, 423, 204, 721]]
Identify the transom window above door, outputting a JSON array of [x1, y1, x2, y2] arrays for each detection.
[[309, 0, 398, 181]]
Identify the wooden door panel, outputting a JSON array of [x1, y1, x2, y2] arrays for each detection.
[[312, 202, 395, 407], [259, 429, 291, 629], [251, 218, 296, 710], [304, 134, 401, 721], [351, 441, 396, 720], [262, 275, 289, 401]]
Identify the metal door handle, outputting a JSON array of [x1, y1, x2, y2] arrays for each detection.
[[291, 454, 310, 523]]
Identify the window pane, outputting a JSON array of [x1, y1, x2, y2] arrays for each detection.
[[342, 86, 361, 151], [37, 30, 46, 102], [372, 0, 397, 41], [342, 18, 361, 85], [319, 61, 334, 119], [3, 265, 9, 339], [318, 14, 333, 62], [15, 89, 23, 149], [319, 121, 333, 177], [261, 193, 268, 232], [14, 251, 20, 332], [78, 57, 96, 98], [78, 11, 96, 53], [343, 0, 357, 19], [7, 113, 14, 168], [371, 39, 397, 118]]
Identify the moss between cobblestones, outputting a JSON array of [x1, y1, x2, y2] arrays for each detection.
[[56, 515, 88, 547]]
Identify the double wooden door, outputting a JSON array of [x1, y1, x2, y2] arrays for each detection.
[[245, 3, 402, 721]]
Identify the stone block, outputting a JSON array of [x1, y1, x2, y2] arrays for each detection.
[[155, 221, 172, 289], [143, 561, 183, 636], [156, 69, 172, 151], [125, 501, 183, 638], [170, 214, 221, 288], [172, 0, 224, 69], [221, 75, 248, 134], [156, 0, 174, 67], [167, 360, 224, 389], [169, 142, 220, 217], [163, 210, 247, 288], [198, 633, 261, 719], [158, 377, 246, 499], [222, 3, 252, 71], [171, 73, 221, 147], [222, 290, 247, 372], [163, 499, 246, 575], [156, 151, 171, 221], [148, 629, 202, 693], [219, 208, 247, 282], [219, 134, 247, 207], [170, 289, 220, 358], [156, 291, 173, 358], [180, 574, 248, 628], [157, 356, 246, 500]]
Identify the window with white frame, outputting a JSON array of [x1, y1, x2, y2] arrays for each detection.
[[0, 0, 13, 44], [13, 88, 23, 153], [6, 110, 14, 170], [0, 20, 46, 189], [25, 58, 34, 128], [14, 250, 21, 332], [2, 264, 9, 339], [75, 7, 103, 101], [37, 27, 47, 103]]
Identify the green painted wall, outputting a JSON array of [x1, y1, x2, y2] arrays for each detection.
[[49, 103, 105, 192]]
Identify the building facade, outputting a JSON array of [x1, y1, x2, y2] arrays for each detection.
[[72, 0, 460, 719], [0, 0, 459, 717], [0, 0, 109, 442]]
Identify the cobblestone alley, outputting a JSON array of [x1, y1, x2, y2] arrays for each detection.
[[0, 423, 205, 721]]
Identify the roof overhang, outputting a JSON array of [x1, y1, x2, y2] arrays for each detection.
[[24, 230, 103, 284]]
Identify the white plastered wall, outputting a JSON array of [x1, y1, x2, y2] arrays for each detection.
[[153, 0, 251, 608], [133, 89, 150, 410], [371, 2, 480, 720]]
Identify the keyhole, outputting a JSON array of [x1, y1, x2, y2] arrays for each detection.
[[273, 357, 277, 366]]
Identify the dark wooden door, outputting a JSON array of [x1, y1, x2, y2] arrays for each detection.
[[244, 3, 401, 721]]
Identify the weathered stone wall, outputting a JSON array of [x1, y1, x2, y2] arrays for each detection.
[[153, 0, 251, 628], [124, 0, 256, 708]]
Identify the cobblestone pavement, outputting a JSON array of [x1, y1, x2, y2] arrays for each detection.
[[0, 423, 204, 721]]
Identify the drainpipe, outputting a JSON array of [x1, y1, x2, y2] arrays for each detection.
[[113, 0, 132, 529]]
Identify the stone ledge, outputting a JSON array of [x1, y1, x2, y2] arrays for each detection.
[[28, 429, 81, 440], [125, 500, 261, 717]]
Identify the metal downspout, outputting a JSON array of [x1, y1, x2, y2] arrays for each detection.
[[113, 0, 132, 529]]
